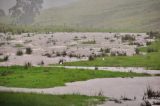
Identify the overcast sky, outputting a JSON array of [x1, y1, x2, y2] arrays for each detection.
[[0, 0, 78, 14]]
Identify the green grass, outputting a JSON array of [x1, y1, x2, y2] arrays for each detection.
[[0, 92, 105, 106], [0, 66, 149, 88], [82, 40, 96, 44], [139, 40, 160, 52], [14, 44, 24, 48], [64, 40, 160, 70]]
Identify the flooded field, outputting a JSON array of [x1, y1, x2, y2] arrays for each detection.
[[0, 77, 160, 106], [0, 32, 153, 66]]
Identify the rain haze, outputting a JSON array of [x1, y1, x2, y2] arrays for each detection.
[[0, 0, 78, 14]]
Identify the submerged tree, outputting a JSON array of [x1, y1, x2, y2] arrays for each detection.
[[9, 0, 43, 24]]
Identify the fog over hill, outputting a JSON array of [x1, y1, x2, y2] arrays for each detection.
[[35, 0, 160, 32], [0, 0, 78, 14], [0, 0, 160, 32]]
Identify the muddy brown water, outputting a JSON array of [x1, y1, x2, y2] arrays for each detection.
[[55, 66, 160, 74], [0, 77, 160, 106]]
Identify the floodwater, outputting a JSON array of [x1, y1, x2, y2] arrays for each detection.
[[0, 77, 160, 106], [55, 66, 160, 74]]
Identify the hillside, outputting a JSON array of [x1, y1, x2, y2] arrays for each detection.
[[34, 0, 160, 32]]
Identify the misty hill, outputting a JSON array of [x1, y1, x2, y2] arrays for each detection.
[[34, 0, 160, 32]]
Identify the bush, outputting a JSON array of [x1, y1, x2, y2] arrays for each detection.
[[122, 35, 135, 42], [146, 41, 152, 46], [3, 56, 9, 61], [24, 62, 32, 69], [95, 66, 98, 70], [144, 86, 160, 99], [43, 53, 52, 58], [56, 52, 61, 56], [88, 55, 95, 61], [147, 48, 158, 53], [26, 47, 32, 54], [82, 40, 96, 44], [117, 52, 127, 56], [140, 100, 151, 106], [62, 51, 67, 57], [40, 61, 44, 66], [147, 31, 160, 39], [111, 52, 116, 56], [100, 48, 103, 52], [135, 48, 139, 55], [16, 50, 23, 56], [104, 48, 110, 53]]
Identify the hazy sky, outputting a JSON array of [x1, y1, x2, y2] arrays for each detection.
[[0, 0, 78, 14]]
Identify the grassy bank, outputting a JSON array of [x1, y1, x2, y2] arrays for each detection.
[[0, 66, 149, 88], [64, 40, 160, 70], [0, 23, 148, 34], [0, 92, 105, 106]]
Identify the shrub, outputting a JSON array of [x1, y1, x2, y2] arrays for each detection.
[[88, 55, 95, 61], [120, 96, 132, 101], [122, 35, 135, 42], [81, 36, 87, 39], [43, 53, 52, 58], [146, 41, 151, 46], [147, 31, 160, 39], [100, 48, 103, 52], [27, 33, 30, 37], [59, 59, 64, 64], [144, 86, 160, 99], [98, 90, 104, 96], [111, 52, 116, 56], [82, 40, 96, 44], [95, 66, 98, 70], [69, 54, 74, 58], [0, 42, 5, 47], [153, 101, 160, 105], [140, 100, 151, 106], [56, 52, 61, 56], [3, 56, 9, 61], [40, 61, 44, 66], [135, 48, 139, 55], [16, 50, 23, 56], [24, 62, 32, 69], [117, 52, 127, 56], [147, 48, 158, 53], [26, 47, 32, 54], [62, 51, 67, 57], [104, 48, 110, 53], [15, 44, 24, 48]]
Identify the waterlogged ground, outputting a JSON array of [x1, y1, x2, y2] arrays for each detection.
[[55, 66, 160, 74], [0, 32, 159, 106], [0, 32, 153, 66], [0, 77, 160, 106]]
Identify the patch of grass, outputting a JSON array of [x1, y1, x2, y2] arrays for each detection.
[[0, 66, 149, 88], [139, 40, 160, 52], [82, 40, 96, 44], [64, 40, 160, 70], [0, 92, 105, 106], [14, 44, 24, 48]]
